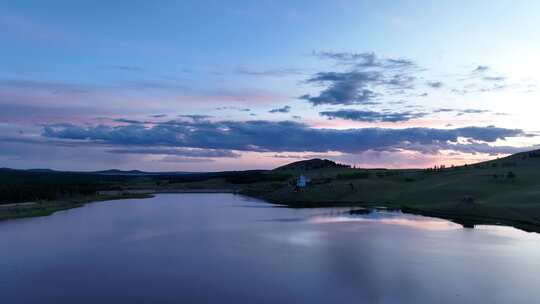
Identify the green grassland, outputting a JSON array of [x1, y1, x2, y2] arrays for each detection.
[[2, 150, 540, 232], [242, 151, 540, 232]]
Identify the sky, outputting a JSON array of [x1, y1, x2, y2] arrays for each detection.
[[1, 0, 540, 171]]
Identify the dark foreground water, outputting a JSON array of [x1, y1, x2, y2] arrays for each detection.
[[1, 194, 539, 304]]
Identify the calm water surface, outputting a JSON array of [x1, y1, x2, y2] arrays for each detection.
[[1, 193, 539, 303]]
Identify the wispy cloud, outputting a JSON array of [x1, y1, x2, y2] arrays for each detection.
[[314, 51, 416, 69], [473, 65, 489, 73], [426, 81, 443, 89], [177, 114, 212, 121], [269, 105, 291, 113], [100, 65, 145, 72], [235, 67, 304, 77], [320, 109, 427, 122], [108, 147, 240, 158]]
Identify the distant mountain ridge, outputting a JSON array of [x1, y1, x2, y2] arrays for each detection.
[[0, 168, 194, 176], [4, 148, 540, 175]]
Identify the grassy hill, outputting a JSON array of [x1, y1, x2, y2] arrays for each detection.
[[241, 151, 540, 231]]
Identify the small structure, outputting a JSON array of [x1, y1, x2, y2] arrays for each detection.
[[297, 174, 310, 188]]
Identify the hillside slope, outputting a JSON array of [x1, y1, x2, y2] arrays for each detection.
[[244, 150, 540, 231]]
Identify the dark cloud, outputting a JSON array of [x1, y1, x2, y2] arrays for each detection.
[[149, 114, 167, 118], [314, 51, 378, 67], [42, 119, 525, 155], [473, 65, 489, 73], [455, 109, 489, 116], [434, 108, 454, 113], [436, 142, 540, 156], [314, 51, 416, 69], [177, 114, 212, 121], [114, 118, 145, 124], [299, 71, 380, 105], [384, 58, 416, 69], [302, 51, 418, 106], [426, 81, 443, 89], [320, 109, 427, 122], [269, 105, 291, 113], [387, 74, 415, 89], [482, 76, 506, 82]]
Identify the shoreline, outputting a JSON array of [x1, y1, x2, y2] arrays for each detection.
[[1, 190, 539, 234]]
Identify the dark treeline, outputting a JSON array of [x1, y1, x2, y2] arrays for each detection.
[[0, 169, 293, 204], [0, 169, 137, 203]]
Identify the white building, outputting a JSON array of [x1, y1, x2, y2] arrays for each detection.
[[297, 175, 310, 188]]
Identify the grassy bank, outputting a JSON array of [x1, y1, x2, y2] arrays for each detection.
[[0, 193, 153, 221]]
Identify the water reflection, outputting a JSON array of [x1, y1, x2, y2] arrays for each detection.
[[1, 194, 539, 304], [265, 230, 328, 247], [265, 208, 540, 238], [475, 224, 540, 241], [310, 210, 462, 231]]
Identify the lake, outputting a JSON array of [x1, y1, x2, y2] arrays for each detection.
[[1, 193, 539, 303]]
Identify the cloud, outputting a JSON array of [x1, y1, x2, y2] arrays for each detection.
[[42, 119, 525, 155], [177, 114, 212, 121], [319, 109, 426, 122], [301, 51, 418, 106], [434, 108, 489, 116], [108, 147, 240, 158], [482, 76, 506, 82], [101, 65, 145, 72], [271, 153, 328, 159], [149, 114, 167, 118], [314, 51, 378, 67], [314, 51, 416, 69], [215, 106, 251, 112], [299, 71, 380, 105], [269, 105, 291, 113], [235, 67, 303, 77], [426, 81, 443, 89], [114, 118, 145, 124], [455, 109, 489, 116], [161, 156, 215, 163], [473, 65, 489, 73]]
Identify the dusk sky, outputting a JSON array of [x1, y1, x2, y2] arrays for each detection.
[[2, 0, 540, 171]]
